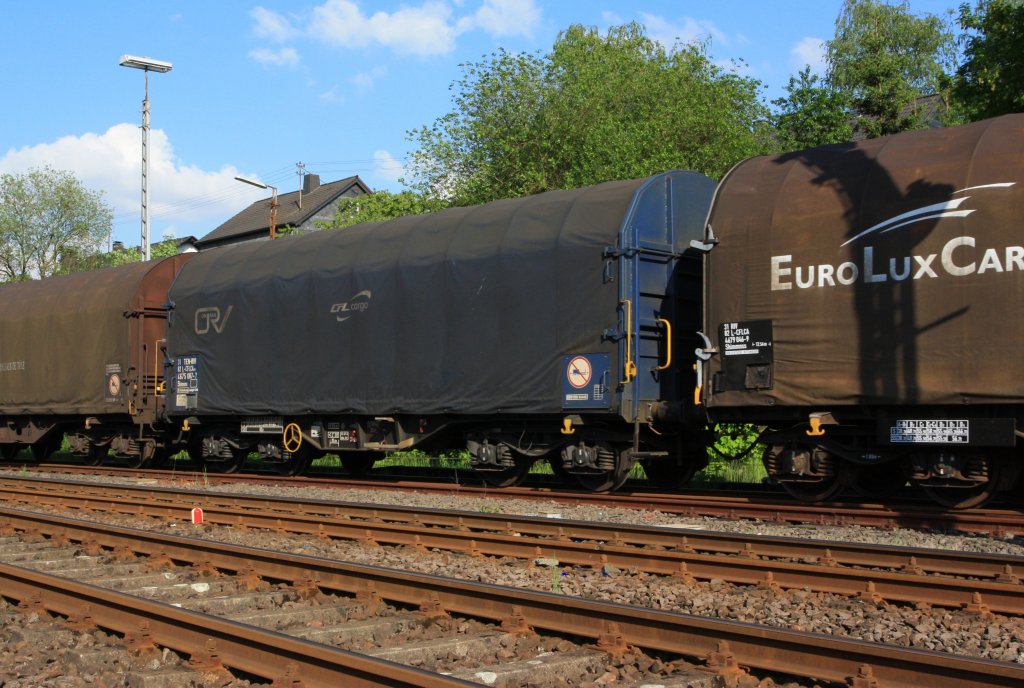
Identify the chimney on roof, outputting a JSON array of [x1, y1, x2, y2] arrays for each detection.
[[303, 174, 320, 195]]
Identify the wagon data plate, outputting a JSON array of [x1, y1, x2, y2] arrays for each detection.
[[173, 355, 200, 411], [880, 418, 1015, 447], [890, 419, 969, 444]]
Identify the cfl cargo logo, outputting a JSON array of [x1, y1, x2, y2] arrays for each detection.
[[771, 182, 1018, 291], [195, 306, 233, 334], [331, 290, 371, 322]]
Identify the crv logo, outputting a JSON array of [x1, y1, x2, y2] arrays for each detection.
[[195, 306, 233, 334]]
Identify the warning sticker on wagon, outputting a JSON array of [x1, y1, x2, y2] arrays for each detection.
[[890, 419, 969, 444], [562, 353, 610, 409]]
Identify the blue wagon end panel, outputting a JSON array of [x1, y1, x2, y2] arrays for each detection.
[[614, 172, 716, 425]]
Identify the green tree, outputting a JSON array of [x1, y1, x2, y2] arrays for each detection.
[[407, 22, 773, 206], [0, 166, 113, 282], [951, 0, 1024, 121], [772, 66, 854, 150], [826, 0, 956, 137], [63, 236, 182, 273], [323, 190, 448, 229]]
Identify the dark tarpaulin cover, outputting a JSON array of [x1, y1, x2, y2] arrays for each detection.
[[168, 173, 704, 417], [0, 259, 180, 415], [703, 114, 1024, 409]]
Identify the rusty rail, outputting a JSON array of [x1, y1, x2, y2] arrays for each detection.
[[7, 462, 1024, 535], [2, 475, 1023, 615], [1, 506, 1022, 688], [0, 560, 473, 687]]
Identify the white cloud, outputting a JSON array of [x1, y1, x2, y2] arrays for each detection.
[[465, 0, 541, 38], [792, 37, 827, 74], [248, 0, 541, 63], [372, 149, 406, 185], [350, 65, 389, 91], [0, 124, 263, 243], [638, 13, 728, 49], [249, 47, 300, 67], [310, 0, 459, 56], [251, 6, 299, 42]]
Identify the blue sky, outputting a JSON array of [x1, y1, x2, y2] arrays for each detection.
[[0, 0, 956, 249]]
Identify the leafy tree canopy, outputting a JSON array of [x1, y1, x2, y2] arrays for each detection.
[[951, 0, 1024, 121], [826, 0, 956, 137], [0, 166, 113, 282], [64, 237, 181, 274], [406, 22, 773, 206], [324, 190, 448, 230], [772, 66, 855, 151]]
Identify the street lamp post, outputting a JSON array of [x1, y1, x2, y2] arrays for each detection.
[[235, 176, 279, 240], [120, 54, 172, 261]]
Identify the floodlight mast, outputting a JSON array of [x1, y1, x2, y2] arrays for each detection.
[[235, 176, 279, 240], [120, 55, 172, 261]]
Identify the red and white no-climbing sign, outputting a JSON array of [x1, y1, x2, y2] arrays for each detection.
[[566, 356, 592, 389]]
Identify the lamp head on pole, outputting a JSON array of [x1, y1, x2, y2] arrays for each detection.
[[235, 176, 279, 240], [119, 55, 173, 73]]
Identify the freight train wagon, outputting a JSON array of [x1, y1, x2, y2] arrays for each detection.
[[696, 114, 1024, 507], [0, 256, 193, 464], [165, 171, 715, 490]]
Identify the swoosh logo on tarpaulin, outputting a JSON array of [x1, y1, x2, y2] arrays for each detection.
[[840, 182, 1016, 248]]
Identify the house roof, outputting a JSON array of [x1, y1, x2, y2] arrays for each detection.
[[198, 175, 371, 248]]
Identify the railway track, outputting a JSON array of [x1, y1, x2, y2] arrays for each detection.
[[2, 504, 1023, 687], [6, 461, 1024, 536], [2, 474, 1024, 616]]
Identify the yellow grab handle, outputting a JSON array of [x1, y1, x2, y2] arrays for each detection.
[[656, 318, 672, 371], [620, 299, 636, 383]]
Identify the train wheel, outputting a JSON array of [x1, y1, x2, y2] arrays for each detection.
[[781, 476, 846, 502], [1, 445, 20, 461], [276, 448, 313, 476], [478, 451, 534, 488], [778, 459, 850, 503], [84, 443, 108, 467], [149, 448, 171, 469], [922, 482, 1000, 509], [573, 444, 634, 493], [921, 456, 1005, 509], [764, 445, 848, 503], [850, 461, 906, 499], [211, 447, 247, 474], [120, 453, 149, 469], [340, 452, 381, 476]]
